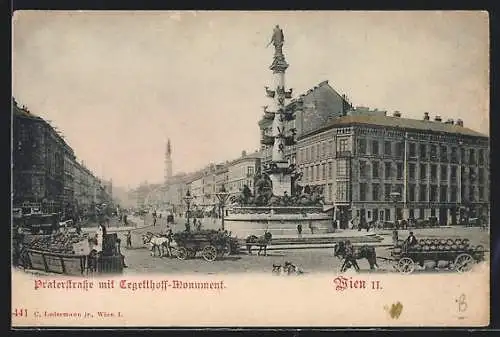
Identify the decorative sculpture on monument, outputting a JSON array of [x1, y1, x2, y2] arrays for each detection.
[[267, 24, 285, 54]]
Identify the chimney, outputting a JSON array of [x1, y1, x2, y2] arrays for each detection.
[[434, 115, 442, 122], [424, 112, 430, 120], [242, 150, 247, 157], [456, 119, 464, 127], [445, 119, 454, 125], [393, 111, 401, 117]]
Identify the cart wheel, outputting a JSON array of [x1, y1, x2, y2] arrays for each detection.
[[177, 247, 188, 260], [397, 257, 415, 274], [454, 253, 474, 273], [202, 245, 217, 262]]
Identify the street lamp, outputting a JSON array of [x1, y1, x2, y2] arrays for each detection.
[[215, 185, 230, 231], [183, 190, 193, 231]]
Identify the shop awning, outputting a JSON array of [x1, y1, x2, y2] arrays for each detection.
[[323, 204, 335, 212]]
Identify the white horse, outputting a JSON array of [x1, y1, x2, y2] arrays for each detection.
[[142, 232, 175, 257]]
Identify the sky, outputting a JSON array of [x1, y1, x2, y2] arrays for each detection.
[[12, 11, 489, 189]]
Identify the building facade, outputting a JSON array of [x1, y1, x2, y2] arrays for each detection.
[[13, 100, 67, 213], [296, 111, 489, 227], [226, 151, 261, 196]]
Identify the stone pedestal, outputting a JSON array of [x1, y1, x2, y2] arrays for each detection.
[[269, 172, 291, 196]]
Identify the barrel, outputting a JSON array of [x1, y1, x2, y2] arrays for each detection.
[[451, 244, 458, 250], [446, 239, 454, 246], [422, 245, 430, 251]]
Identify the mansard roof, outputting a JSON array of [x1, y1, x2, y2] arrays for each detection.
[[298, 114, 488, 140]]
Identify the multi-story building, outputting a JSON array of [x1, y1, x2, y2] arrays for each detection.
[[13, 99, 68, 213], [226, 151, 261, 196], [296, 110, 489, 227], [215, 164, 229, 193], [258, 80, 353, 172]]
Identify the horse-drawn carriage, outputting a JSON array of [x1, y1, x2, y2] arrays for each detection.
[[389, 237, 485, 274], [172, 230, 232, 262]]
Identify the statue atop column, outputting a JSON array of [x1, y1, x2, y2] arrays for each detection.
[[267, 25, 285, 55]]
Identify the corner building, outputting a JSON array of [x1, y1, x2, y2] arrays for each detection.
[[296, 111, 489, 228]]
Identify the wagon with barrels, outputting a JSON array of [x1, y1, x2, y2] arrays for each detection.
[[15, 229, 125, 275], [172, 230, 232, 262], [390, 237, 486, 274]]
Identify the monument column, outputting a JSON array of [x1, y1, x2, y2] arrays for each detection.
[[263, 25, 296, 196]]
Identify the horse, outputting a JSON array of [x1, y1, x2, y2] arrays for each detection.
[[245, 231, 272, 256], [333, 241, 379, 271], [142, 232, 175, 257]]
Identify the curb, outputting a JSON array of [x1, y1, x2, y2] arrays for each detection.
[[241, 242, 393, 251]]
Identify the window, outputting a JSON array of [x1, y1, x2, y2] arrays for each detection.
[[337, 160, 347, 176], [328, 140, 334, 156], [469, 187, 475, 202], [408, 143, 416, 157], [359, 160, 368, 178], [419, 144, 427, 160], [440, 145, 448, 162], [451, 147, 458, 162], [478, 149, 484, 165], [478, 168, 485, 184], [384, 184, 391, 201], [316, 165, 320, 181], [440, 165, 447, 181], [338, 139, 348, 152], [396, 163, 403, 179], [311, 146, 315, 161], [322, 163, 326, 180], [431, 209, 436, 217], [420, 164, 427, 179], [396, 142, 404, 158], [450, 186, 457, 202], [328, 162, 332, 179], [359, 183, 367, 201], [409, 163, 416, 180], [409, 184, 416, 202], [469, 149, 476, 165], [440, 185, 447, 202], [478, 186, 484, 201], [372, 140, 379, 155], [336, 182, 348, 201], [451, 166, 457, 181], [247, 166, 254, 176], [372, 161, 379, 178], [384, 141, 392, 156], [372, 183, 380, 201], [430, 164, 437, 180], [311, 166, 315, 181], [420, 185, 427, 202], [430, 185, 438, 202], [419, 208, 425, 219], [430, 145, 437, 159], [358, 138, 367, 154], [306, 147, 310, 162], [460, 148, 466, 164], [322, 142, 327, 158], [385, 162, 392, 179], [385, 209, 391, 221], [316, 144, 321, 159]]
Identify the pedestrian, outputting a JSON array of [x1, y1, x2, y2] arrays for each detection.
[[123, 214, 128, 226], [392, 228, 399, 247], [297, 224, 302, 238], [75, 223, 82, 236], [308, 221, 314, 234], [126, 230, 132, 249], [152, 211, 157, 227], [196, 219, 202, 231]]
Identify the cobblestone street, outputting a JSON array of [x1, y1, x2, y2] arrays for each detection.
[[118, 223, 489, 275]]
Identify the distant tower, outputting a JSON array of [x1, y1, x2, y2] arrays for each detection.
[[164, 139, 172, 186]]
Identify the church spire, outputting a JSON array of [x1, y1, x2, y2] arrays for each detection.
[[165, 138, 173, 186]]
